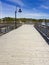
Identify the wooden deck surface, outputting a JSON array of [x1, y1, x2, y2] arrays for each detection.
[[0, 24, 49, 65]]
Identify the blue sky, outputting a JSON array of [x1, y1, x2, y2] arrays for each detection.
[[0, 0, 49, 19]]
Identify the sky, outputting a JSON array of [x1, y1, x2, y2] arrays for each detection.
[[0, 0, 49, 19]]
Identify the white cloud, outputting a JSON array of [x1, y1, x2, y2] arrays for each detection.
[[41, 5, 49, 9], [32, 8, 39, 13], [0, 1, 2, 9], [32, 8, 37, 11], [0, 1, 2, 18], [17, 12, 49, 19], [1, 1, 49, 19], [2, 3, 15, 11], [7, 0, 24, 7], [0, 3, 16, 18]]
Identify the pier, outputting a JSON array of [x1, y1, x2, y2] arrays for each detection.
[[0, 24, 49, 65]]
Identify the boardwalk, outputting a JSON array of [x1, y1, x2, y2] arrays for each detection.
[[0, 24, 49, 65]]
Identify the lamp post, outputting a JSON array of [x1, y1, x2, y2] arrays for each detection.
[[14, 7, 22, 29]]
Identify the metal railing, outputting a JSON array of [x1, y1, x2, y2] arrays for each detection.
[[0, 23, 22, 36], [34, 22, 49, 44]]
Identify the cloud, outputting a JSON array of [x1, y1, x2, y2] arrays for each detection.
[[17, 11, 49, 19], [0, 2, 16, 18], [1, 0, 49, 19], [2, 2, 15, 11], [41, 5, 49, 9], [0, 1, 2, 18], [0, 1, 2, 10], [7, 0, 24, 7], [32, 8, 39, 13]]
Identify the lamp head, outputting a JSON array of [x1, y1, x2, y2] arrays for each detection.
[[18, 8, 22, 13]]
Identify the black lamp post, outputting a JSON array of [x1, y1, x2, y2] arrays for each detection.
[[15, 7, 22, 29], [15, 10, 17, 29]]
